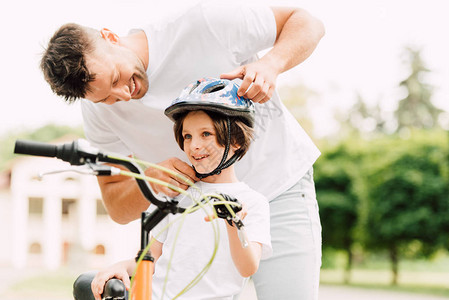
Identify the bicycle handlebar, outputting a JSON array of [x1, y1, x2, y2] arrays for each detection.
[[13, 139, 246, 226], [14, 138, 249, 298], [14, 139, 58, 158], [14, 139, 100, 166], [13, 139, 182, 212]]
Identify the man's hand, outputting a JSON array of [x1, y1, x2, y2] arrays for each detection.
[[220, 58, 279, 104], [221, 7, 325, 105], [146, 157, 198, 198], [91, 260, 133, 300]]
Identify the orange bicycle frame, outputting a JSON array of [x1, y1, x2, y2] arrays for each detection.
[[131, 257, 154, 300]]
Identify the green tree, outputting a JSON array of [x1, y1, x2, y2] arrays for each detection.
[[338, 93, 389, 137], [395, 46, 443, 132], [360, 131, 449, 285], [0, 124, 84, 171], [315, 141, 361, 283], [337, 46, 442, 139]]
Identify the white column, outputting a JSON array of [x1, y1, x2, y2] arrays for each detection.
[[43, 193, 62, 270], [11, 186, 28, 269], [78, 185, 96, 251]]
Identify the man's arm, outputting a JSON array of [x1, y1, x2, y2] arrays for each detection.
[[221, 7, 325, 103], [98, 157, 197, 224]]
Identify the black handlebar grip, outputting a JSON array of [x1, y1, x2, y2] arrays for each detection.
[[14, 139, 58, 158], [102, 278, 127, 300]]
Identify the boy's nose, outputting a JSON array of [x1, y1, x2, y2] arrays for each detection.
[[190, 137, 202, 150]]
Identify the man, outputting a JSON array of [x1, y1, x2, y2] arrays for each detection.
[[41, 1, 324, 299]]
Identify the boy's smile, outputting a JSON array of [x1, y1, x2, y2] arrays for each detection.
[[182, 111, 226, 175]]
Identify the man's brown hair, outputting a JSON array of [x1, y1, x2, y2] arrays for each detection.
[[173, 110, 254, 161], [40, 23, 96, 103]]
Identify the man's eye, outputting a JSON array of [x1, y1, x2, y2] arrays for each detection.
[[112, 72, 120, 86]]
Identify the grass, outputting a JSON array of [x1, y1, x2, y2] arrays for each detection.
[[320, 250, 449, 298], [321, 269, 449, 297], [2, 256, 449, 299], [1, 268, 77, 300]]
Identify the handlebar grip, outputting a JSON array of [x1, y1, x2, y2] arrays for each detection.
[[13, 139, 91, 165], [14, 139, 58, 158]]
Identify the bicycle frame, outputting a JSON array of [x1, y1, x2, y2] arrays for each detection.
[[14, 138, 245, 300]]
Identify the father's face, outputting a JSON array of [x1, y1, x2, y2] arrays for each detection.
[[84, 42, 149, 105]]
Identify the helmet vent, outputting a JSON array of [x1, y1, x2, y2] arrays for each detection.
[[189, 81, 201, 94], [203, 83, 226, 94]]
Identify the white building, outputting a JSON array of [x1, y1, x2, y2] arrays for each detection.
[[2, 151, 141, 271]]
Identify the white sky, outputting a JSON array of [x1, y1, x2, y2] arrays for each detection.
[[1, 0, 448, 138]]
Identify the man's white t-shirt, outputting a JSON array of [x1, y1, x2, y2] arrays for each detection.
[[151, 181, 271, 299], [81, 0, 321, 201]]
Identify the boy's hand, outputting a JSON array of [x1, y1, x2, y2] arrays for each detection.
[[205, 202, 248, 223]]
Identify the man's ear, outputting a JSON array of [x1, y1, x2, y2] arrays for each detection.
[[100, 28, 119, 44]]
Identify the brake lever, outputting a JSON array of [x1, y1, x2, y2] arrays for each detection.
[[88, 163, 122, 176], [38, 164, 121, 179], [231, 215, 249, 248], [211, 194, 249, 248], [38, 166, 97, 179]]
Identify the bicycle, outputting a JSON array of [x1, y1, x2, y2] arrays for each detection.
[[14, 138, 248, 300]]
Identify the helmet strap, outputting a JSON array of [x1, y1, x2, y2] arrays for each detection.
[[194, 117, 239, 179]]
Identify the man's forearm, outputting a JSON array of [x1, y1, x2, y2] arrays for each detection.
[[267, 7, 325, 74], [98, 175, 150, 224]]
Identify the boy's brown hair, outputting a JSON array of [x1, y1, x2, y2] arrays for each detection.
[[173, 110, 254, 160]]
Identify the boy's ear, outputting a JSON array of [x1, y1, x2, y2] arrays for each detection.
[[100, 28, 120, 44], [231, 144, 241, 152]]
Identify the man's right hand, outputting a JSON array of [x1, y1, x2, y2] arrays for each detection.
[[146, 157, 198, 198], [91, 260, 132, 300]]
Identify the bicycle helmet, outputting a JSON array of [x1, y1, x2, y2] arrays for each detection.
[[165, 78, 255, 179], [165, 78, 255, 127]]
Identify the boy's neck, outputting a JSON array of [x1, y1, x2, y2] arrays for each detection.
[[200, 166, 238, 184]]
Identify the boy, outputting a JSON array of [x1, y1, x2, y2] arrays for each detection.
[[91, 78, 271, 299]]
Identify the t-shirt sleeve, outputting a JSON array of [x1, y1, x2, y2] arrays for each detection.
[[201, 0, 276, 63]]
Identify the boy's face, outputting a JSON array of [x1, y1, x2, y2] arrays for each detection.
[[182, 111, 235, 174]]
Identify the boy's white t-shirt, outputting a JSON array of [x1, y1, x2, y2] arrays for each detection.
[[81, 0, 321, 201], [150, 181, 271, 300]]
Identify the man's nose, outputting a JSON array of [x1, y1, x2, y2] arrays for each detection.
[[111, 84, 131, 102]]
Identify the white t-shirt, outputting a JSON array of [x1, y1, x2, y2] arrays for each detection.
[[81, 0, 320, 200], [151, 181, 271, 300]]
